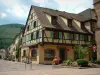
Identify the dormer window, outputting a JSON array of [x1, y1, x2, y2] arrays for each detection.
[[51, 16, 57, 25], [68, 19, 72, 27], [81, 22, 85, 30]]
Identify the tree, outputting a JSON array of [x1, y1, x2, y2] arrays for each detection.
[[74, 45, 88, 59]]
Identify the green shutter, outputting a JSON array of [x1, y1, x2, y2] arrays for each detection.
[[74, 34, 78, 40], [33, 32, 34, 40], [59, 32, 62, 39], [51, 31, 53, 38], [34, 32, 36, 39], [80, 35, 84, 40]]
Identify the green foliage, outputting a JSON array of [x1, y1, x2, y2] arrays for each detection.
[[77, 59, 88, 67], [63, 60, 72, 65], [0, 24, 24, 49], [94, 60, 100, 64], [74, 45, 88, 59]]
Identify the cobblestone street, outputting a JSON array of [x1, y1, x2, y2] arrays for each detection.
[[0, 59, 100, 75]]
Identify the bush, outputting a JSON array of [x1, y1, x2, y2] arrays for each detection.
[[63, 60, 72, 65], [95, 60, 100, 65], [77, 59, 88, 67]]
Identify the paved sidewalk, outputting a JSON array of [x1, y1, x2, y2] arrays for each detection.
[[0, 59, 100, 75]]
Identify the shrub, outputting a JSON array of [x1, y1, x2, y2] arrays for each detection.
[[63, 60, 72, 65], [77, 59, 88, 67], [95, 60, 100, 65]]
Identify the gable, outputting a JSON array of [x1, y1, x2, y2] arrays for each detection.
[[24, 6, 42, 36]]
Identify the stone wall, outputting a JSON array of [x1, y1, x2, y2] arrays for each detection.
[[94, 0, 100, 60]]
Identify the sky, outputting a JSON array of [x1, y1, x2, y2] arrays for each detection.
[[0, 0, 93, 25]]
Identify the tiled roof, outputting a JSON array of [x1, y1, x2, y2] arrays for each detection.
[[32, 5, 90, 33], [79, 8, 97, 21], [25, 5, 95, 34]]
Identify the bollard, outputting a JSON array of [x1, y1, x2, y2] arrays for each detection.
[[25, 62, 26, 69], [30, 61, 32, 69]]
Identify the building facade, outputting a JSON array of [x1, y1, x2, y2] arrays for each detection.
[[94, 0, 100, 60], [0, 49, 6, 59], [8, 32, 23, 61], [20, 5, 97, 64]]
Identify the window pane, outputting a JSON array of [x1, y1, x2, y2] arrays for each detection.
[[36, 31, 39, 39], [39, 30, 42, 38], [74, 34, 78, 40], [51, 31, 53, 38], [34, 21, 36, 28], [31, 33, 33, 40], [80, 35, 84, 41], [59, 32, 62, 39], [44, 49, 55, 60], [66, 33, 70, 40], [28, 34, 31, 41], [31, 48, 37, 59], [54, 32, 58, 39]]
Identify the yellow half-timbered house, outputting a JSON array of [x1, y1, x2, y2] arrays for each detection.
[[21, 5, 97, 64]]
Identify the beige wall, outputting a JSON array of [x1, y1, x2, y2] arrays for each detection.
[[94, 1, 100, 60], [38, 44, 59, 64], [46, 14, 51, 23], [61, 17, 68, 26], [38, 44, 75, 64], [73, 19, 81, 28], [21, 44, 91, 64]]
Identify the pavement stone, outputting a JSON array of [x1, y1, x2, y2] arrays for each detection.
[[0, 59, 100, 75]]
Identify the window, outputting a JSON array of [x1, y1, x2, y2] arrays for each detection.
[[81, 22, 85, 30], [71, 33, 74, 40], [28, 34, 31, 41], [88, 35, 91, 41], [31, 48, 37, 59], [26, 34, 31, 42], [68, 19, 72, 27], [44, 49, 55, 60], [54, 32, 59, 39], [39, 30, 42, 38], [80, 34, 84, 41], [23, 50, 26, 57], [85, 35, 88, 41], [66, 33, 71, 40], [51, 16, 57, 25], [34, 32, 36, 39], [34, 21, 36, 28], [59, 32, 62, 39], [74, 34, 78, 40], [50, 31, 58, 39], [36, 31, 39, 39], [51, 31, 53, 38], [31, 33, 33, 40]]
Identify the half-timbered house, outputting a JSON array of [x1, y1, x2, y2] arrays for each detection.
[[21, 5, 97, 64]]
